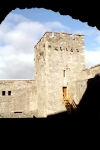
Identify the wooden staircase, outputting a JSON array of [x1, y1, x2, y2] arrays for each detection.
[[62, 87, 77, 114]]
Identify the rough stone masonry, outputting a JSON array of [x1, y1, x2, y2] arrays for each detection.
[[0, 31, 100, 118]]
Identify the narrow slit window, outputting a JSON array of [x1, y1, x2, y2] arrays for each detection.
[[71, 49, 73, 52], [8, 91, 11, 96], [64, 70, 66, 77], [66, 48, 68, 51], [76, 49, 79, 52], [60, 47, 62, 51], [14, 112, 22, 113], [2, 91, 5, 96]]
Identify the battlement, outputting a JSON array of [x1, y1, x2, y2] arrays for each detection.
[[34, 31, 84, 49], [89, 63, 100, 69], [34, 31, 52, 48], [83, 64, 100, 71], [74, 34, 84, 36], [54, 32, 72, 40], [81, 63, 100, 80]]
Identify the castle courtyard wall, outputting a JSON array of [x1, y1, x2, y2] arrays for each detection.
[[68, 79, 88, 105], [78, 64, 100, 81], [0, 80, 37, 117]]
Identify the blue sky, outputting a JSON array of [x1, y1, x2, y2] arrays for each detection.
[[0, 8, 100, 79]]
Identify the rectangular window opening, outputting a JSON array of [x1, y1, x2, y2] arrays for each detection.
[[64, 70, 66, 77], [2, 91, 5, 96], [14, 112, 22, 113], [8, 91, 11, 96]]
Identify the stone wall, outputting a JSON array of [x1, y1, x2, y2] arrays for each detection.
[[79, 64, 100, 81], [89, 64, 100, 77], [34, 34, 48, 117], [68, 79, 88, 105], [46, 32, 86, 115], [0, 80, 37, 117], [34, 31, 86, 117]]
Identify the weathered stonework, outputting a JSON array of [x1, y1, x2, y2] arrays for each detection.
[[0, 31, 100, 118]]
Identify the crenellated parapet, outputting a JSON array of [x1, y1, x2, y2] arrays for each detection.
[[81, 64, 100, 80], [34, 32, 84, 54], [34, 31, 85, 50], [34, 32, 52, 49]]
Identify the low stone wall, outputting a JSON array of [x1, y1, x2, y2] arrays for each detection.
[[0, 110, 38, 118], [0, 80, 37, 114]]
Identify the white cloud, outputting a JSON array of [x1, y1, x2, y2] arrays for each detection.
[[95, 35, 100, 44], [73, 29, 96, 36], [44, 21, 71, 31], [5, 13, 30, 23], [0, 12, 69, 79], [85, 49, 100, 68]]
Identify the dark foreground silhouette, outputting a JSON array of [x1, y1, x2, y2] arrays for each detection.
[[47, 74, 100, 131], [0, 1, 100, 30]]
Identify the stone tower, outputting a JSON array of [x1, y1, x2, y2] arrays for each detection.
[[34, 31, 85, 117]]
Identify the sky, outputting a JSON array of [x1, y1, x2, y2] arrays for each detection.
[[0, 8, 100, 79]]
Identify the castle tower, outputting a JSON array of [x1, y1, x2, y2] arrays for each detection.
[[34, 31, 86, 117]]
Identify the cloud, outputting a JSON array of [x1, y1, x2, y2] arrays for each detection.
[[73, 29, 96, 36], [0, 12, 69, 79], [5, 13, 30, 23], [44, 21, 71, 31], [95, 35, 100, 44], [85, 48, 100, 68]]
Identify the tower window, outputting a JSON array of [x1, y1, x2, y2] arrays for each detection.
[[2, 91, 5, 96], [64, 70, 66, 77], [71, 49, 73, 52], [8, 91, 11, 96], [76, 49, 79, 52], [14, 112, 22, 113], [60, 47, 62, 51]]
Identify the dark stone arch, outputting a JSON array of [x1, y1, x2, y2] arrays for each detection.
[[0, 0, 100, 137], [0, 1, 100, 30]]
